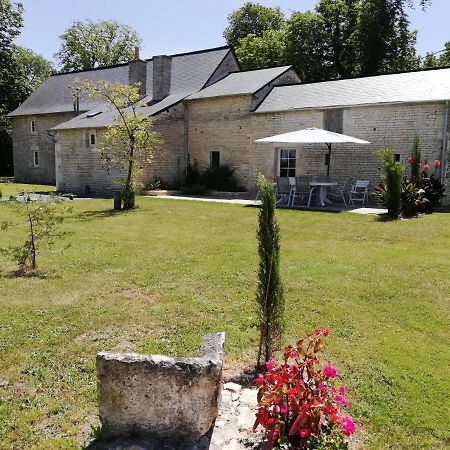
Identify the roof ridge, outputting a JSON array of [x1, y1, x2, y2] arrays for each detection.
[[51, 46, 232, 77], [270, 64, 450, 89]]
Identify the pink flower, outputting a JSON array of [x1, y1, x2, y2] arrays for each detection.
[[407, 155, 413, 165], [256, 373, 265, 385], [329, 385, 336, 394], [424, 164, 429, 173], [339, 386, 346, 395], [266, 357, 275, 371], [317, 382, 325, 392], [341, 416, 356, 436], [433, 160, 441, 168], [323, 364, 337, 378], [334, 395, 350, 408], [280, 404, 288, 414]]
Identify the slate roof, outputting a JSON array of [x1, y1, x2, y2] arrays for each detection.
[[10, 46, 231, 118], [187, 66, 293, 100], [255, 67, 450, 113]]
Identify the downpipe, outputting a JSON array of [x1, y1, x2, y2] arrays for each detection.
[[441, 100, 449, 184]]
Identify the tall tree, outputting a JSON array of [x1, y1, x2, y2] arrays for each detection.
[[224, 2, 285, 50], [357, 0, 419, 75], [0, 0, 30, 176], [14, 47, 53, 90], [234, 30, 287, 71], [55, 20, 142, 72], [422, 42, 450, 68], [285, 12, 332, 82]]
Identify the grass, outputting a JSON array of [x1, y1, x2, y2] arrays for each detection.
[[0, 183, 449, 449], [0, 179, 56, 197]]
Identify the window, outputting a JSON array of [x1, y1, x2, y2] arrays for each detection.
[[210, 151, 220, 168], [394, 153, 401, 162], [31, 121, 36, 133], [33, 151, 39, 167], [89, 132, 96, 147], [279, 149, 296, 177]]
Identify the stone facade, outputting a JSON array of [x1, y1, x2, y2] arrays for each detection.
[[12, 112, 74, 184], [188, 97, 448, 192]]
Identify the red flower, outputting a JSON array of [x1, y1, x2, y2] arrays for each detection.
[[423, 164, 429, 173], [256, 373, 265, 385], [407, 155, 413, 165], [433, 160, 441, 168], [299, 428, 311, 438], [314, 328, 322, 335]]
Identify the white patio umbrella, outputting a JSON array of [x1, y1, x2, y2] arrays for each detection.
[[255, 127, 370, 176]]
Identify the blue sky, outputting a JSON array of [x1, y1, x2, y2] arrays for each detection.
[[15, 0, 450, 64]]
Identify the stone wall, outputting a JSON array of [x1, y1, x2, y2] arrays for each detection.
[[96, 332, 225, 443], [12, 112, 74, 185], [187, 96, 448, 192], [54, 128, 125, 195]]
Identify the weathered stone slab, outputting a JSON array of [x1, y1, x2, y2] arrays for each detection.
[[97, 332, 225, 443]]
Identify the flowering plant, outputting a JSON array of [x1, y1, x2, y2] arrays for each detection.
[[254, 330, 355, 449]]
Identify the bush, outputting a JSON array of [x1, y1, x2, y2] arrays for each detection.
[[144, 177, 169, 191], [180, 183, 208, 196], [184, 162, 244, 193], [379, 149, 403, 218], [254, 329, 355, 450]]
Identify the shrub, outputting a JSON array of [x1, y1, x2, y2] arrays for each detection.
[[144, 177, 169, 191], [180, 183, 209, 196], [256, 172, 283, 368], [201, 164, 243, 192], [410, 135, 422, 185], [254, 329, 355, 450], [185, 161, 202, 186], [379, 149, 403, 218]]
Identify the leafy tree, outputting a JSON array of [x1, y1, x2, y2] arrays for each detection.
[[14, 47, 53, 90], [357, 0, 419, 75], [73, 80, 160, 209], [0, 0, 30, 176], [1, 196, 69, 272], [55, 19, 142, 72], [285, 12, 332, 82], [379, 149, 403, 218], [224, 2, 285, 50], [256, 172, 284, 368], [422, 42, 450, 68], [234, 30, 287, 71]]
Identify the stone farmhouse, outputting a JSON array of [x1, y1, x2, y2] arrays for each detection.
[[9, 45, 450, 195]]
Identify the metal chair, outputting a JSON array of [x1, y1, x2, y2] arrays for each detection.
[[350, 180, 370, 206], [276, 177, 293, 205], [292, 176, 313, 207], [329, 177, 353, 207]]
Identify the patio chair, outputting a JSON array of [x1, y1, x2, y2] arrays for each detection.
[[349, 180, 370, 206], [329, 177, 353, 208], [276, 177, 293, 205], [292, 176, 314, 207]]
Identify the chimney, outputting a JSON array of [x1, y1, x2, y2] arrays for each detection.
[[128, 47, 147, 98], [153, 55, 172, 101]]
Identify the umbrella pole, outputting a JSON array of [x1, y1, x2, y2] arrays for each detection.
[[326, 143, 332, 176]]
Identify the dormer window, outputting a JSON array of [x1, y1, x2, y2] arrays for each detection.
[[31, 120, 37, 133], [89, 132, 96, 148]]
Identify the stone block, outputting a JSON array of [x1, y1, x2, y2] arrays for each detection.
[[97, 332, 225, 443]]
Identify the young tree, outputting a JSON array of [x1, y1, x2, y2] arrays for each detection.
[[256, 173, 284, 368], [73, 80, 161, 209], [379, 149, 403, 218], [1, 196, 69, 272], [55, 20, 142, 72]]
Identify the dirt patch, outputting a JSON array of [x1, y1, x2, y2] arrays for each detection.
[[119, 286, 157, 303]]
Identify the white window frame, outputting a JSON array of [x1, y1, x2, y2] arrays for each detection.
[[33, 150, 39, 167], [88, 132, 97, 148], [278, 148, 297, 178], [31, 120, 37, 134]]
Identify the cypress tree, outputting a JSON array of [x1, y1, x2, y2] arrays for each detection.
[[256, 172, 284, 368]]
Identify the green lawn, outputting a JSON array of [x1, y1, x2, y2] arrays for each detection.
[[0, 184, 449, 449], [0, 179, 56, 197]]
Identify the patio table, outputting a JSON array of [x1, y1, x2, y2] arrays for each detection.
[[309, 182, 338, 207]]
